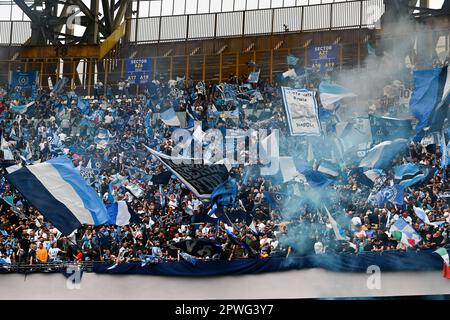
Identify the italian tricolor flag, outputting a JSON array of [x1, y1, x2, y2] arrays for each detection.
[[434, 248, 450, 279], [391, 230, 417, 247]]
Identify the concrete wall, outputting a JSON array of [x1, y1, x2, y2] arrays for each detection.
[[0, 269, 449, 299]]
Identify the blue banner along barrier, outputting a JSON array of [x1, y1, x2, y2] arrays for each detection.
[[125, 58, 153, 84], [94, 250, 443, 277]]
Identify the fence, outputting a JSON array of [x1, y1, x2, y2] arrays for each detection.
[[0, 0, 383, 46], [129, 0, 384, 43], [1, 42, 366, 96]]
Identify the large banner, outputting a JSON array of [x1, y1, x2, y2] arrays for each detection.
[[146, 147, 229, 198], [309, 45, 337, 73], [281, 87, 321, 136], [125, 58, 152, 84], [10, 71, 39, 88]]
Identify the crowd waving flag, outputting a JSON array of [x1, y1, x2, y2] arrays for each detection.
[[368, 184, 405, 206], [359, 139, 408, 169], [145, 146, 229, 198], [318, 81, 356, 110], [106, 201, 140, 226], [388, 217, 422, 248], [369, 115, 413, 144], [393, 163, 433, 188], [6, 155, 108, 235]]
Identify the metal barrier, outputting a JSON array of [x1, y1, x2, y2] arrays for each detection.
[[129, 0, 384, 43], [0, 261, 95, 274], [0, 0, 383, 45]]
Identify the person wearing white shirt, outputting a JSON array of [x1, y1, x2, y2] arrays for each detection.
[[48, 243, 65, 262], [314, 241, 325, 254], [201, 225, 210, 236], [104, 113, 114, 124]]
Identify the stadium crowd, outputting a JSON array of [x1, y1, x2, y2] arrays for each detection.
[[0, 68, 450, 269]]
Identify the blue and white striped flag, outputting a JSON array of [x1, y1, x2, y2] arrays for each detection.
[[6, 155, 108, 235]]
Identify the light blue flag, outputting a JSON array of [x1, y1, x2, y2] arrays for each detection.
[[359, 139, 408, 169], [429, 65, 450, 133], [319, 81, 356, 109], [77, 98, 90, 115], [179, 252, 198, 266], [413, 206, 431, 225], [11, 101, 35, 114], [160, 108, 181, 126], [94, 128, 113, 149], [287, 55, 299, 66]]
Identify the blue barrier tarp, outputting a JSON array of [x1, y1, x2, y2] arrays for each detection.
[[94, 250, 443, 277]]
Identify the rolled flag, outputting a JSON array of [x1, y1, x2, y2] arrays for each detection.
[[179, 252, 198, 266], [5, 155, 108, 235], [413, 206, 431, 225], [106, 201, 140, 226]]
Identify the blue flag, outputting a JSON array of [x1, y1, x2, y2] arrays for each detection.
[[263, 192, 289, 209], [368, 185, 405, 206], [369, 115, 413, 144], [429, 66, 450, 133], [211, 177, 238, 207], [302, 169, 336, 188], [410, 67, 450, 140], [393, 163, 432, 188], [77, 98, 90, 115]]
